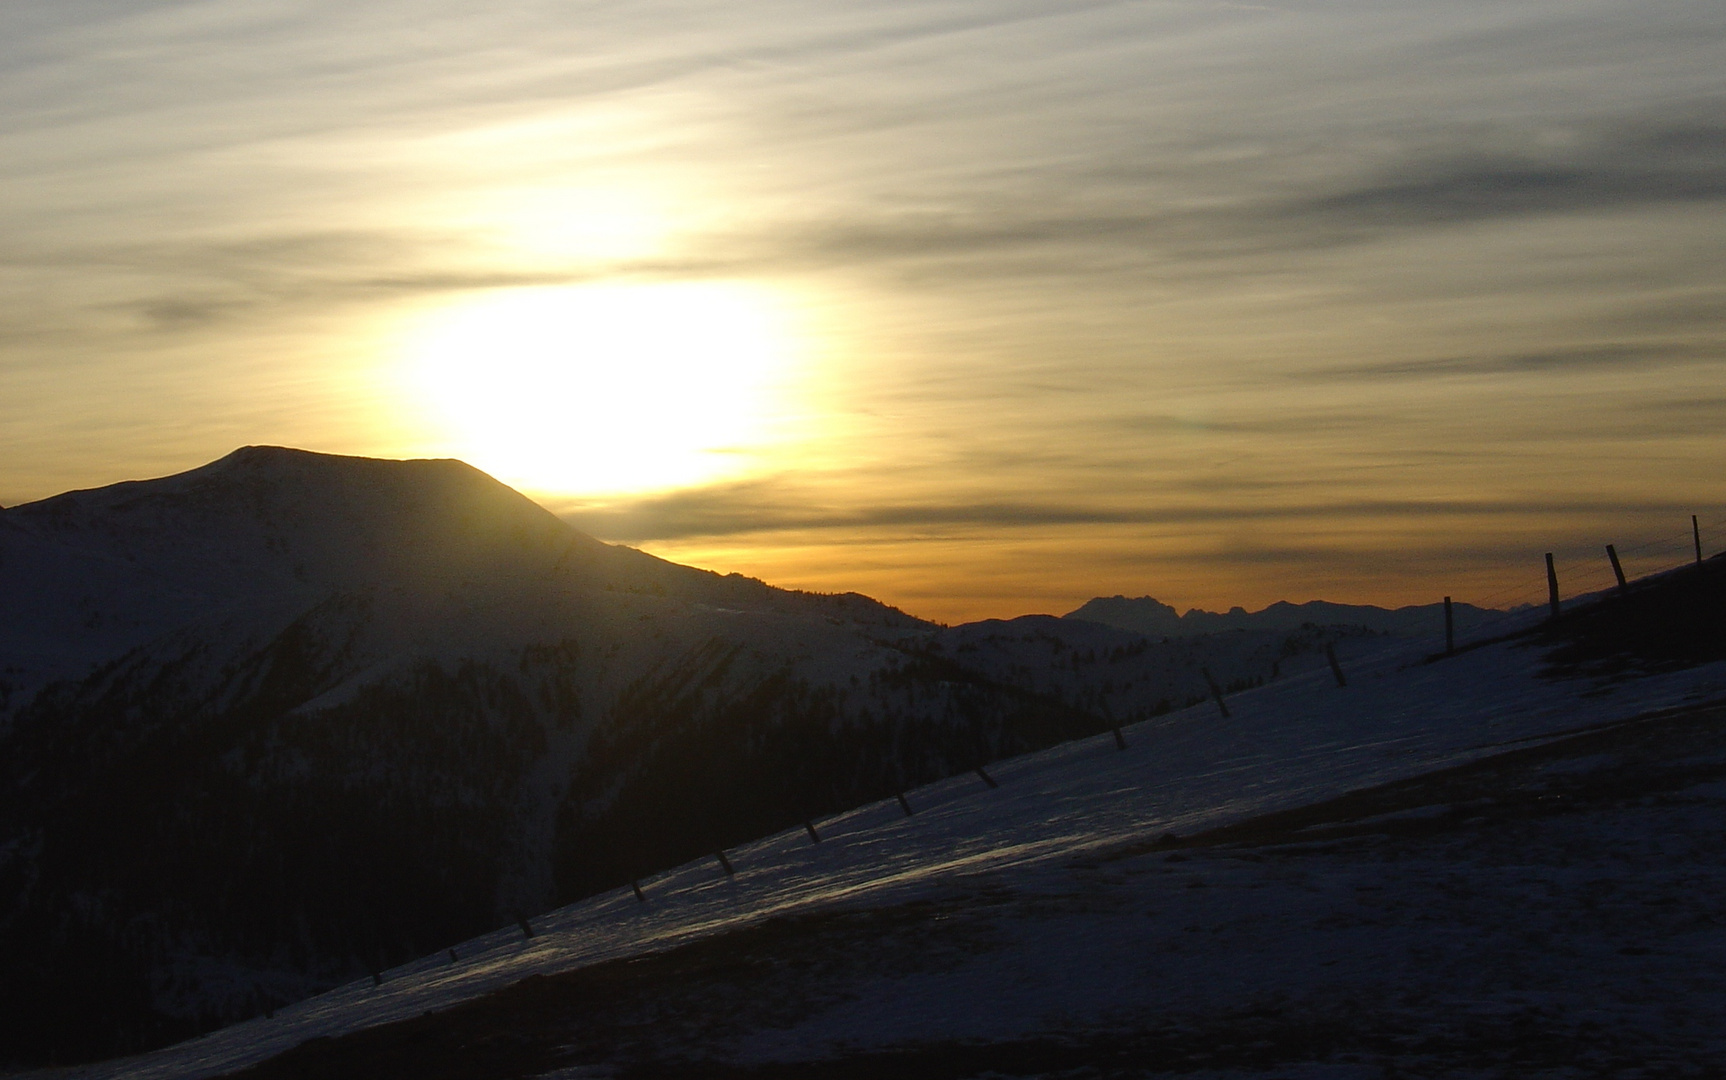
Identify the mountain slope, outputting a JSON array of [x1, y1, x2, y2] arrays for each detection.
[[58, 553, 1726, 1080], [0, 448, 997, 1065], [2, 448, 1315, 1069], [19, 447, 1687, 1072]]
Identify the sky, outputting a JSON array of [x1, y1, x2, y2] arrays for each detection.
[[2, 0, 1723, 623]]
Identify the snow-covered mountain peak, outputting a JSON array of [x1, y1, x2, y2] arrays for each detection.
[[9, 444, 604, 587], [0, 448, 640, 708]]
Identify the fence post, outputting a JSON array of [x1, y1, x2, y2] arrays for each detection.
[[1545, 553, 1560, 620], [631, 880, 647, 903], [517, 915, 536, 940], [1201, 668, 1230, 718], [803, 820, 822, 844], [1443, 596, 1454, 655], [974, 766, 998, 789], [714, 850, 735, 876], [1606, 544, 1627, 592], [896, 792, 914, 816], [1695, 515, 1704, 565], [448, 948, 460, 963], [1103, 703, 1127, 749], [1325, 642, 1347, 687]]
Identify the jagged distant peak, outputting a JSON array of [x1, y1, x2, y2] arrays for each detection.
[[1064, 593, 1500, 639], [1063, 595, 1185, 635]]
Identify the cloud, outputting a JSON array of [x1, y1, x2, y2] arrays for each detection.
[[7, 2, 1724, 341], [1301, 341, 1721, 382], [1624, 395, 1726, 437], [129, 297, 252, 331], [715, 116, 1726, 276], [5, 0, 1726, 618], [560, 478, 1698, 543], [1283, 123, 1726, 232]]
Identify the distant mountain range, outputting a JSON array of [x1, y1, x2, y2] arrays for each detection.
[[1066, 594, 1498, 640], [0, 448, 1498, 1068]]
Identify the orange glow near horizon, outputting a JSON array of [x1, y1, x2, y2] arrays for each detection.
[[3, 1, 1721, 624]]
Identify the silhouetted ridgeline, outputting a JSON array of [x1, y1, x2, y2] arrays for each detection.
[[1066, 594, 1498, 640], [0, 448, 1428, 1067]]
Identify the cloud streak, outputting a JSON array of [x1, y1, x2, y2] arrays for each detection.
[[1301, 341, 1720, 381], [560, 480, 1702, 544], [676, 116, 1726, 280], [3, 0, 1724, 617], [39, 107, 1724, 340]]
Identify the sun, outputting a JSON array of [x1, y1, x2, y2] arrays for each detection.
[[400, 282, 798, 496]]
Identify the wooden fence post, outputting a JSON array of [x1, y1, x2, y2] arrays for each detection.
[[1103, 703, 1127, 749], [517, 915, 536, 939], [714, 850, 735, 876], [1545, 553, 1560, 620], [631, 880, 647, 903], [1443, 596, 1454, 655], [1695, 515, 1704, 564], [1201, 668, 1230, 718], [974, 766, 998, 789], [803, 820, 822, 844], [1325, 642, 1347, 687], [448, 948, 460, 963], [896, 792, 914, 816], [1606, 544, 1627, 592]]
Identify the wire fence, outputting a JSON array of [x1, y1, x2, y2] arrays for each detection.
[[376, 509, 1726, 992], [1439, 512, 1726, 646]]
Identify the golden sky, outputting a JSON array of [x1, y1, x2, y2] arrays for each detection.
[[3, 0, 1723, 622]]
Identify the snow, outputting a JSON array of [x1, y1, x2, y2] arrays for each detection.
[[54, 612, 1726, 1080], [8, 449, 1719, 1075]]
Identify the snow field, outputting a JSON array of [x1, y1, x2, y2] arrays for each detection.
[[61, 619, 1726, 1080]]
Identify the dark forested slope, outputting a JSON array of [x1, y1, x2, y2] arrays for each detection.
[[0, 448, 1428, 1068], [0, 449, 1103, 1066]]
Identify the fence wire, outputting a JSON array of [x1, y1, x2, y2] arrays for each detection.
[[1438, 512, 1725, 647]]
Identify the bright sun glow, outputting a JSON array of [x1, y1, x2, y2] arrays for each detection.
[[402, 282, 799, 496]]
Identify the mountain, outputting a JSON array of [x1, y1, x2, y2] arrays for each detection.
[[0, 447, 1377, 1069], [925, 614, 1386, 718], [1065, 593, 1499, 640], [62, 543, 1726, 1080], [0, 447, 964, 1064]]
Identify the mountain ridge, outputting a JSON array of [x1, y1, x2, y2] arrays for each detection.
[[0, 447, 1515, 1068], [0, 448, 1103, 1066], [68, 545, 1726, 1080], [1065, 592, 1500, 640]]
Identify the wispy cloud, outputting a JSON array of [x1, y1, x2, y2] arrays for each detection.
[[664, 114, 1726, 283], [559, 478, 1699, 544], [4, 0, 1724, 616], [1283, 122, 1726, 231], [1301, 341, 1719, 382]]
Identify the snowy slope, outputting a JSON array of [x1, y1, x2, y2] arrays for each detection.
[[3, 448, 1419, 1068], [55, 582, 1726, 1080], [929, 614, 1383, 719], [0, 446, 909, 721], [0, 448, 946, 1063]]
